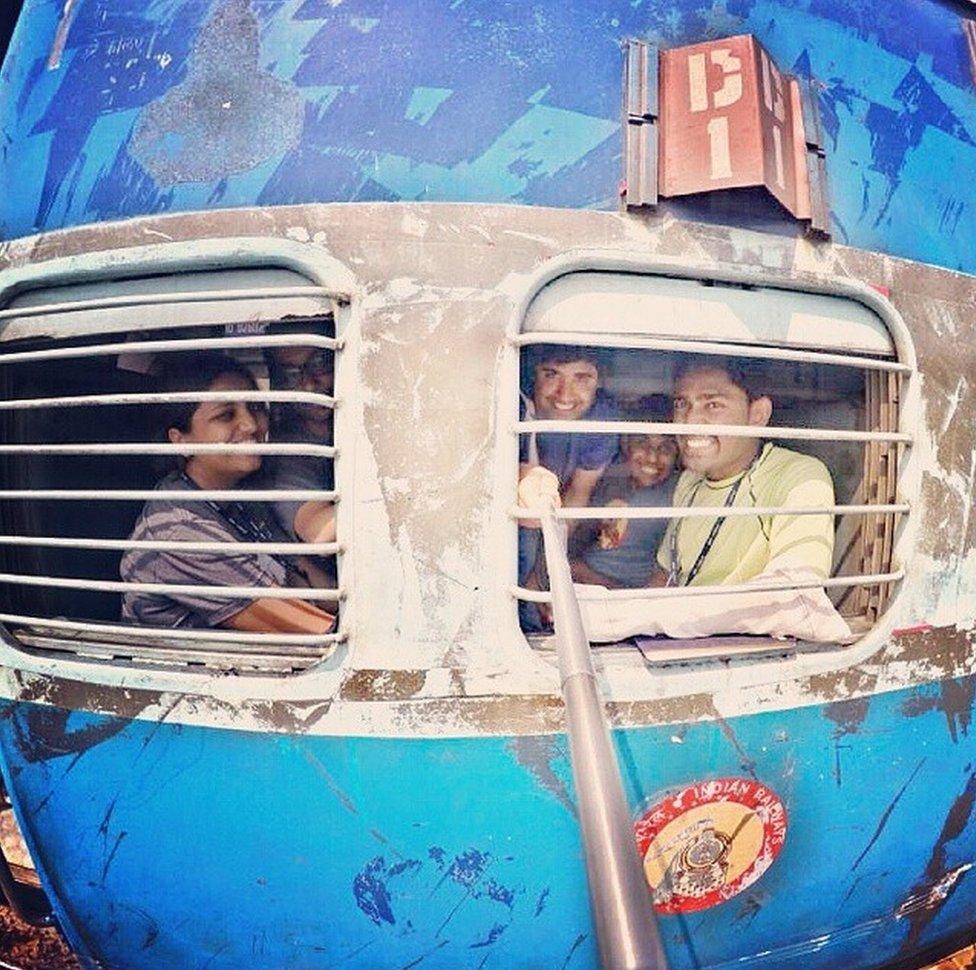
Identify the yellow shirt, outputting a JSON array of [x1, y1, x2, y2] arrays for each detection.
[[656, 443, 835, 586]]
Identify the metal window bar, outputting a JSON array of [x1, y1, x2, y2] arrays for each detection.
[[0, 286, 336, 324], [0, 389, 337, 411], [855, 369, 902, 620], [0, 535, 340, 555], [0, 572, 341, 602], [514, 569, 905, 604], [517, 419, 910, 445], [0, 332, 338, 366], [0, 489, 332, 502], [0, 612, 343, 648], [513, 503, 908, 521], [0, 443, 336, 456], [0, 311, 341, 669], [514, 331, 909, 373]]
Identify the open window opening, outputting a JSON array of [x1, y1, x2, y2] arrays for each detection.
[[0, 269, 342, 675], [514, 271, 910, 655]]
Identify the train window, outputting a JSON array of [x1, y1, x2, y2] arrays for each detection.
[[0, 268, 343, 674], [514, 271, 911, 654]]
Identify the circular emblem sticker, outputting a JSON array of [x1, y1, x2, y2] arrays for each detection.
[[634, 777, 787, 914]]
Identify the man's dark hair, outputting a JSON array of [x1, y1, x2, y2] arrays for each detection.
[[521, 344, 607, 392], [672, 354, 768, 403], [157, 351, 258, 434]]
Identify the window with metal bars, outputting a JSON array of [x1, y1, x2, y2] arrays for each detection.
[[514, 270, 910, 649], [0, 268, 343, 674]]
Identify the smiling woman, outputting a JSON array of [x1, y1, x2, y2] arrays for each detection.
[[161, 353, 267, 489], [120, 352, 335, 635]]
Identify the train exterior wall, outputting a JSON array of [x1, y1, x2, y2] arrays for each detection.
[[0, 203, 972, 965], [0, 684, 972, 969], [2, 0, 976, 966]]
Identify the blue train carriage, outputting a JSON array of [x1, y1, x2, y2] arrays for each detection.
[[0, 1, 975, 967]]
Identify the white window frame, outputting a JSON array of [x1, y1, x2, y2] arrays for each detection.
[[0, 238, 358, 688], [504, 254, 919, 665]]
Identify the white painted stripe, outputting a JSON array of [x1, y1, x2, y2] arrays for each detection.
[[0, 442, 336, 456], [0, 572, 342, 601], [514, 503, 909, 520], [0, 489, 334, 502], [0, 332, 338, 364], [0, 389, 336, 410], [0, 535, 340, 555]]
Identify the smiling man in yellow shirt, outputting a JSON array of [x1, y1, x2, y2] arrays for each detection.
[[658, 358, 835, 587], [579, 355, 851, 643]]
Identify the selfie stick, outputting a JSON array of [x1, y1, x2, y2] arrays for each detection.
[[539, 506, 668, 970]]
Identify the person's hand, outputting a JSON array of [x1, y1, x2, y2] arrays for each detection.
[[537, 600, 554, 627], [518, 465, 561, 529], [596, 499, 628, 549], [518, 466, 561, 508]]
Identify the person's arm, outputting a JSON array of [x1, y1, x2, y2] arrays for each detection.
[[578, 564, 850, 643], [224, 597, 335, 634], [293, 501, 337, 544], [647, 565, 668, 587], [570, 557, 620, 588], [764, 478, 835, 577], [562, 466, 606, 536], [580, 477, 847, 643]]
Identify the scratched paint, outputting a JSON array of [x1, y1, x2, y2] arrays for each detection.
[[0, 9, 974, 966], [2, 0, 976, 274], [127, 0, 304, 184]]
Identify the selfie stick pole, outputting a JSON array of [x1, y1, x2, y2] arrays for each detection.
[[539, 506, 668, 970]]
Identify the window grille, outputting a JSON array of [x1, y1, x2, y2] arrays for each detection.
[[514, 272, 911, 647], [0, 269, 342, 674]]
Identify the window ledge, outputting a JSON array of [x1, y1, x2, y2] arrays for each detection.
[[528, 630, 860, 666]]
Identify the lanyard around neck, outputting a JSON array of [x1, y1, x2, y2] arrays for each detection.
[[178, 472, 309, 586], [667, 454, 759, 587]]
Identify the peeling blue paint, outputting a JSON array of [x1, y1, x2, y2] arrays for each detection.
[[127, 0, 304, 184], [353, 857, 397, 927], [1, 679, 975, 967], [2, 0, 974, 272], [405, 87, 452, 126]]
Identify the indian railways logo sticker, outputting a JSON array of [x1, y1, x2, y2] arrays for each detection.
[[634, 777, 787, 914]]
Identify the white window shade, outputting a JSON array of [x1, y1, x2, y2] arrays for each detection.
[[524, 271, 895, 357], [0, 268, 331, 343]]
